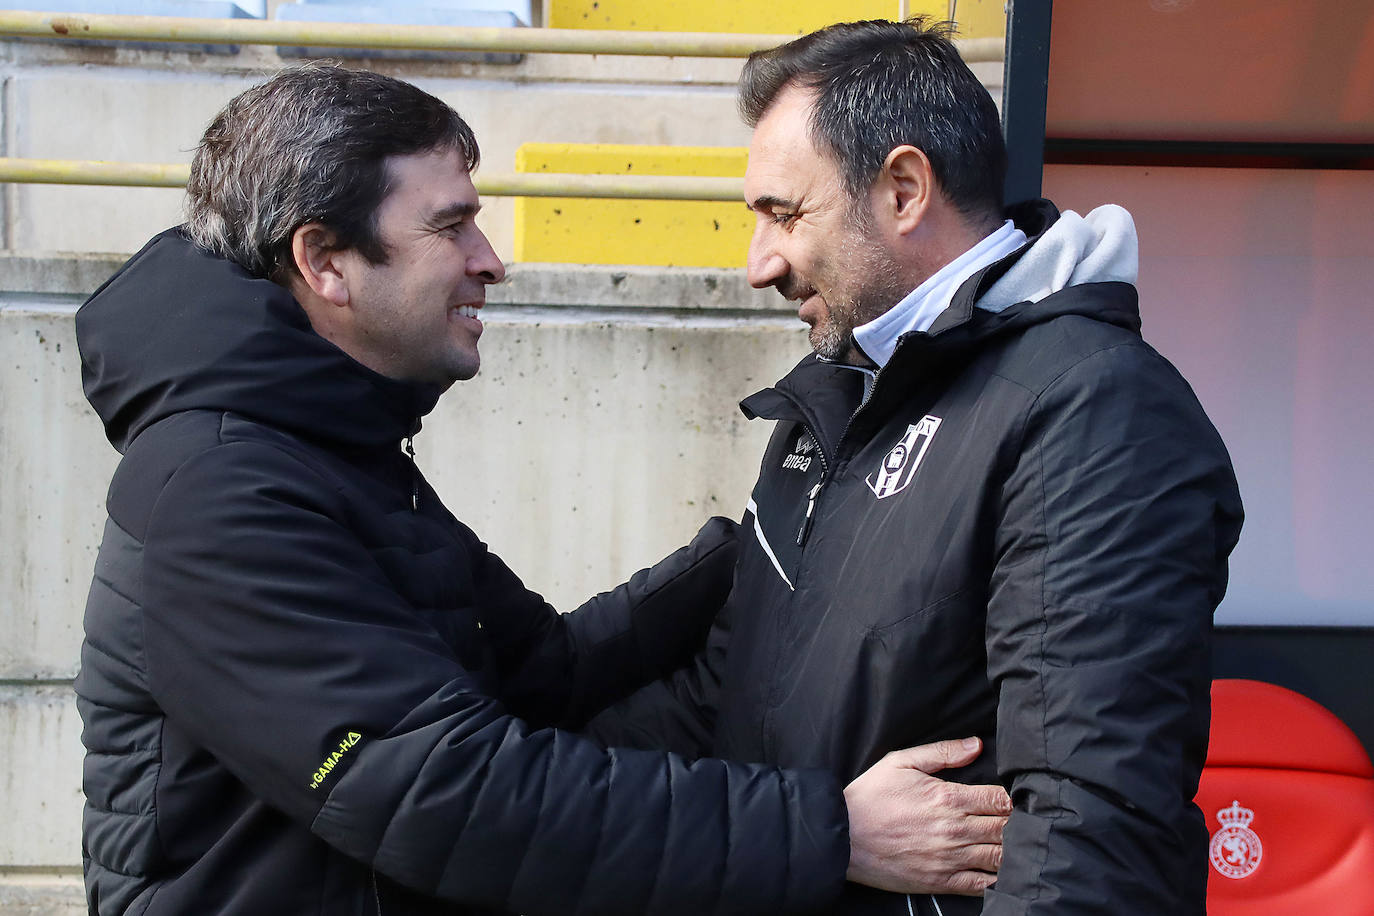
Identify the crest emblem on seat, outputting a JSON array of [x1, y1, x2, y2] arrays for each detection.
[[1209, 800, 1263, 879], [866, 415, 941, 499]]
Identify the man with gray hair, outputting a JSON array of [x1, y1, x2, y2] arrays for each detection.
[[593, 18, 1243, 915], [74, 64, 1011, 915]]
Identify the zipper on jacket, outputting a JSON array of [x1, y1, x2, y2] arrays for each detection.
[[402, 436, 419, 512], [837, 363, 887, 457], [796, 481, 823, 546], [774, 416, 829, 552], [371, 868, 383, 915], [793, 417, 830, 550], [800, 422, 831, 479]]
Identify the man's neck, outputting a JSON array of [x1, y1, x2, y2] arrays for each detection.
[[851, 219, 1028, 369]]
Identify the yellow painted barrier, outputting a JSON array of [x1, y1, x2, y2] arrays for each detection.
[[945, 0, 1008, 41], [514, 144, 750, 267], [552, 0, 902, 35], [549, 0, 1007, 39]]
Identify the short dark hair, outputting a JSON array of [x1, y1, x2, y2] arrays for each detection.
[[739, 18, 1006, 220], [185, 64, 479, 280]]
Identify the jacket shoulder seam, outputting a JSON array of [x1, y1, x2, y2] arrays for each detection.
[[990, 338, 1143, 400]]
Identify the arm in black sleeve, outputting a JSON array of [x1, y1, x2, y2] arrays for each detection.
[[470, 516, 739, 729], [579, 606, 730, 756], [982, 345, 1243, 915], [577, 505, 757, 756], [141, 442, 847, 915]]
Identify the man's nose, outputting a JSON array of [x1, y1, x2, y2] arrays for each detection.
[[470, 229, 507, 284], [746, 229, 787, 290]]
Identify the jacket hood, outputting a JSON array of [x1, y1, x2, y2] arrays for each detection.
[[924, 198, 1142, 341], [979, 200, 1138, 312], [77, 228, 443, 454]]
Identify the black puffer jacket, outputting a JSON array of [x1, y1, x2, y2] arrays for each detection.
[[594, 201, 1244, 915], [74, 229, 849, 916]]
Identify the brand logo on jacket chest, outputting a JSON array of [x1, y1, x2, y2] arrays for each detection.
[[781, 431, 817, 473], [866, 416, 942, 499]]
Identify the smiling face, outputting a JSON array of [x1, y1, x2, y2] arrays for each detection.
[[744, 84, 909, 361], [334, 146, 505, 387]]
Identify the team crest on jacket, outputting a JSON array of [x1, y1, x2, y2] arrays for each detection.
[[1209, 800, 1263, 879], [866, 416, 942, 499]]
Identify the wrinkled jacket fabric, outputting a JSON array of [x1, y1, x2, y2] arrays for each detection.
[[594, 200, 1244, 915], [74, 229, 850, 916]]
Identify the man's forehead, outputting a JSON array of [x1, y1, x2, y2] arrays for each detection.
[[744, 86, 840, 208], [381, 147, 480, 214], [749, 84, 819, 157]]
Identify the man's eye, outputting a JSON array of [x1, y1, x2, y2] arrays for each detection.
[[432, 221, 470, 239], [772, 212, 797, 227]]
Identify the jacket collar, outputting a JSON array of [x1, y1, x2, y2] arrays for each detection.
[[742, 199, 1143, 444], [78, 229, 443, 454]]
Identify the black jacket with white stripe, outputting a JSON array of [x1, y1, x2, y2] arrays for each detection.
[[594, 200, 1244, 915]]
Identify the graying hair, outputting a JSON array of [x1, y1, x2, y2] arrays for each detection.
[[739, 18, 1006, 221], [185, 63, 479, 280]]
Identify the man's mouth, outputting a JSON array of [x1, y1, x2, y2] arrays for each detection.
[[455, 304, 482, 319], [792, 289, 822, 325]]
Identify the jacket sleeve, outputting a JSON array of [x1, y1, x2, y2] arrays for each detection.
[[579, 608, 730, 757], [981, 345, 1243, 915], [575, 509, 753, 756], [140, 441, 849, 916], [470, 515, 739, 731]]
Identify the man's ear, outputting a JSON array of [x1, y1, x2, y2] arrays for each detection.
[[290, 223, 351, 307], [880, 145, 935, 236]]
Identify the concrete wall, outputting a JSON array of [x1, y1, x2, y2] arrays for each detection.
[[0, 254, 810, 911]]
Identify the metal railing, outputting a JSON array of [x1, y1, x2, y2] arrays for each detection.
[[0, 9, 1004, 59], [0, 10, 1004, 198], [0, 157, 747, 200]]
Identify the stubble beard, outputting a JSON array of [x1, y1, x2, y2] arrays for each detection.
[[808, 305, 855, 361], [805, 218, 907, 362]]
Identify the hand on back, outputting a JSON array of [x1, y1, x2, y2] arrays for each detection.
[[844, 737, 1010, 896]]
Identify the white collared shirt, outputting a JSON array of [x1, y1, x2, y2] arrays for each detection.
[[852, 220, 1027, 370]]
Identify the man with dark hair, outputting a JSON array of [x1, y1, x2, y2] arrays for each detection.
[[594, 19, 1243, 915], [74, 63, 1010, 916], [183, 64, 483, 279]]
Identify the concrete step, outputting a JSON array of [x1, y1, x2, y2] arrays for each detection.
[[0, 872, 85, 916]]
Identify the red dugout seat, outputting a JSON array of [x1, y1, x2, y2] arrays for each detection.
[[1197, 679, 1374, 912]]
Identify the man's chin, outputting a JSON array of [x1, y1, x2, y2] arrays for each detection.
[[808, 325, 848, 361], [450, 364, 480, 384], [446, 346, 481, 384]]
